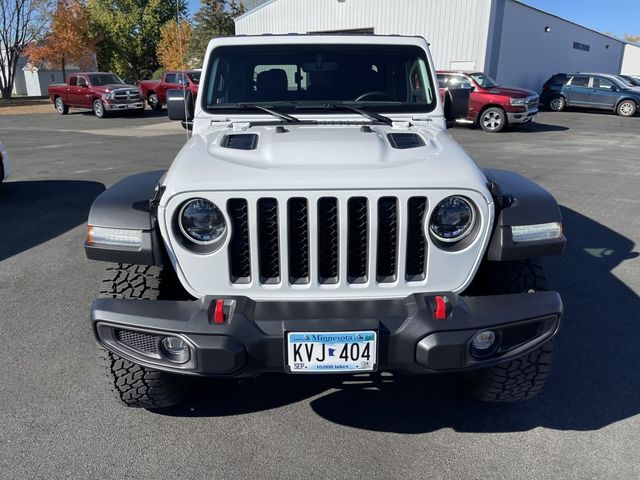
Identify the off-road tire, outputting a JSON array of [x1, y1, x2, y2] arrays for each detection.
[[465, 340, 554, 402], [462, 259, 554, 402], [55, 96, 69, 115], [98, 264, 190, 408], [100, 349, 188, 408]]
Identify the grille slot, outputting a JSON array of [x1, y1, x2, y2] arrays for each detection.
[[405, 197, 428, 281], [228, 199, 251, 283], [347, 197, 369, 283], [318, 197, 339, 284], [116, 329, 158, 355], [257, 198, 280, 284], [288, 198, 309, 284], [377, 197, 398, 282]]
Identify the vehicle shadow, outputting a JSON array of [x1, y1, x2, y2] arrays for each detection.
[[0, 180, 105, 262], [447, 121, 569, 133], [161, 206, 640, 433], [511, 121, 569, 132]]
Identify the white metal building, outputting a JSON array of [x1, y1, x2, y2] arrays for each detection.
[[235, 0, 640, 91]]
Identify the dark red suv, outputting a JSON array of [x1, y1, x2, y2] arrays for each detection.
[[437, 71, 539, 132]]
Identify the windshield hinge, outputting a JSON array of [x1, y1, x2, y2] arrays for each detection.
[[391, 121, 412, 129], [231, 122, 251, 131]]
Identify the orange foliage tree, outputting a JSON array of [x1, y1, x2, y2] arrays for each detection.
[[25, 0, 96, 80], [157, 20, 192, 71]]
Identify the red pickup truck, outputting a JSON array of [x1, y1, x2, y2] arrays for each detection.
[[437, 71, 539, 132], [139, 70, 201, 111], [48, 72, 145, 118]]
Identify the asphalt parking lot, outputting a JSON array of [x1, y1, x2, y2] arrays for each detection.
[[0, 109, 638, 479]]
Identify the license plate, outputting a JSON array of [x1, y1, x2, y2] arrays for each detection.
[[127, 104, 137, 109], [287, 331, 377, 373]]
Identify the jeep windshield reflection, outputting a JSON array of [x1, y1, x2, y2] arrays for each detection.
[[202, 44, 437, 115]]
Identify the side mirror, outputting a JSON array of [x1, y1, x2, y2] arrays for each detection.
[[167, 89, 194, 128], [610, 86, 618, 92]]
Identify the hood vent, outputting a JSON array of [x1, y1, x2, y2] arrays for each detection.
[[387, 133, 425, 150], [221, 134, 258, 150]]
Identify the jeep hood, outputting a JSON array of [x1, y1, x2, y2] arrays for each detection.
[[162, 123, 491, 199]]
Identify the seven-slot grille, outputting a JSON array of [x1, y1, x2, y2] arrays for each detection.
[[227, 195, 428, 287]]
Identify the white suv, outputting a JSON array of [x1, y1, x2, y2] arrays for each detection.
[[85, 35, 566, 408]]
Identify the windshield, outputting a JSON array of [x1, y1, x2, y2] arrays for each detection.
[[617, 76, 636, 87], [188, 71, 201, 85], [470, 73, 498, 88], [89, 74, 125, 86], [203, 44, 436, 114]]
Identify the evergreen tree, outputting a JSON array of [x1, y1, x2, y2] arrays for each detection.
[[189, 0, 245, 65]]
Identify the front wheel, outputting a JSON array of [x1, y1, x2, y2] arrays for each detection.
[[55, 97, 69, 115], [100, 349, 188, 409], [617, 100, 637, 117], [464, 340, 554, 402], [548, 95, 566, 112], [99, 264, 191, 408], [148, 93, 162, 111], [93, 99, 107, 118], [479, 107, 507, 132], [461, 259, 555, 402]]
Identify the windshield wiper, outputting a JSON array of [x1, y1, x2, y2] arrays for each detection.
[[320, 103, 393, 125], [236, 103, 301, 123]]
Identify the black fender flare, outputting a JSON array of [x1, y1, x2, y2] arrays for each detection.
[[84, 170, 167, 265], [484, 169, 566, 261]]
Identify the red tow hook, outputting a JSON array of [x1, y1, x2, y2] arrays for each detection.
[[213, 299, 225, 324], [434, 295, 448, 320]]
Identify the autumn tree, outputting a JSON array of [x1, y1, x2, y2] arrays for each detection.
[[157, 19, 192, 71], [0, 0, 52, 99], [87, 0, 188, 81], [624, 34, 640, 44], [189, 0, 245, 64], [25, 0, 96, 81]]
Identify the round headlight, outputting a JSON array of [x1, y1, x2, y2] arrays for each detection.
[[429, 196, 475, 243], [179, 198, 226, 245]]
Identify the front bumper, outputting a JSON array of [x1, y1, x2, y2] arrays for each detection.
[[104, 101, 144, 111], [507, 107, 538, 123], [91, 291, 562, 377]]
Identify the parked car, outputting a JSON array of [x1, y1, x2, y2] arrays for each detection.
[[85, 34, 565, 409], [139, 70, 201, 111], [540, 73, 640, 117], [618, 75, 640, 87], [0, 141, 9, 192], [437, 71, 539, 132], [48, 72, 145, 118]]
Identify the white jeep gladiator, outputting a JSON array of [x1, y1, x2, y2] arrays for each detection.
[[85, 35, 565, 408]]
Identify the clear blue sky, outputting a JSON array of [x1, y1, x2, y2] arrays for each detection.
[[187, 0, 640, 39]]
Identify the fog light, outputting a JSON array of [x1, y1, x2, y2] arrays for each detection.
[[161, 336, 190, 364], [471, 330, 497, 356]]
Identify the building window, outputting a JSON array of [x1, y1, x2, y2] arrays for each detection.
[[51, 74, 55, 81]]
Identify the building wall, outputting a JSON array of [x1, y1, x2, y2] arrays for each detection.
[[621, 44, 640, 75], [235, 0, 494, 72], [495, 1, 625, 91]]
